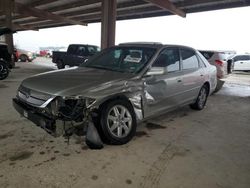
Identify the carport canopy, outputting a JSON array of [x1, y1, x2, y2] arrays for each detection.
[[0, 0, 250, 51]]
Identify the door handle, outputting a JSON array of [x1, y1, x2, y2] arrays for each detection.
[[200, 74, 204, 77], [177, 79, 182, 83]]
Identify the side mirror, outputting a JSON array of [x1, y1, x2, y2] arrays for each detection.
[[145, 67, 165, 76]]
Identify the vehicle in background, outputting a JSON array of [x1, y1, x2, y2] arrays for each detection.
[[16, 49, 36, 62], [199, 50, 236, 93], [232, 54, 250, 71], [39, 50, 52, 58], [13, 43, 217, 148], [0, 28, 15, 80], [0, 43, 12, 80], [52, 44, 100, 69], [0, 43, 15, 68]]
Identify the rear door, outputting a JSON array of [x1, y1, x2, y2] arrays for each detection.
[[178, 48, 204, 104]]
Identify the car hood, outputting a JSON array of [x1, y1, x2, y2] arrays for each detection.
[[21, 67, 135, 96]]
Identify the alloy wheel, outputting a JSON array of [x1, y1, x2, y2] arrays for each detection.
[[107, 105, 132, 138]]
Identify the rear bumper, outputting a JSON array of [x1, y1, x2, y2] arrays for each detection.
[[13, 98, 56, 135]]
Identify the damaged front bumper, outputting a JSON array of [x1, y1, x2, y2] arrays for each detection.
[[13, 98, 56, 135], [13, 98, 103, 149]]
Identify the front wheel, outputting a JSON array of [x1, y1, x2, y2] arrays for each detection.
[[190, 84, 209, 110], [0, 61, 9, 80], [100, 100, 137, 145]]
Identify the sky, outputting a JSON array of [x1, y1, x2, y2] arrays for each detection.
[[13, 6, 250, 54]]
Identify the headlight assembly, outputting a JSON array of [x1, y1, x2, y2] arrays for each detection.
[[85, 98, 96, 108], [61, 96, 96, 108]]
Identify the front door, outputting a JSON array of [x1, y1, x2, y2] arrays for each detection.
[[143, 48, 184, 118]]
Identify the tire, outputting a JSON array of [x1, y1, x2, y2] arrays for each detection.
[[100, 99, 137, 145], [20, 55, 28, 62], [227, 59, 233, 74], [0, 61, 9, 80], [190, 84, 209, 110], [57, 60, 65, 69], [213, 79, 225, 93]]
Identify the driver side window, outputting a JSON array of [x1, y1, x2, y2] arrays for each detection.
[[152, 48, 180, 73]]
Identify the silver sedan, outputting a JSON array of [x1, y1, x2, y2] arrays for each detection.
[[13, 43, 217, 148]]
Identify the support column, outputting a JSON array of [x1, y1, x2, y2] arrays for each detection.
[[4, 0, 14, 54], [101, 0, 117, 49]]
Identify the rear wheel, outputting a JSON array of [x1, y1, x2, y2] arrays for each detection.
[[190, 84, 209, 110], [0, 61, 9, 80], [20, 55, 28, 62], [57, 60, 65, 69], [213, 79, 225, 93], [100, 99, 137, 145]]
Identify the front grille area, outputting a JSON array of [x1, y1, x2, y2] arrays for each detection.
[[18, 85, 52, 107]]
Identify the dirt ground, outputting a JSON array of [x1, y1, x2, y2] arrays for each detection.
[[0, 58, 250, 188]]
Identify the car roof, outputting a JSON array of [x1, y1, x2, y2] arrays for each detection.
[[119, 42, 163, 48], [199, 50, 236, 54], [118, 42, 196, 50], [69, 44, 99, 47]]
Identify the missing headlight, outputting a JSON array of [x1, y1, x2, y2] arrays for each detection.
[[58, 98, 85, 122]]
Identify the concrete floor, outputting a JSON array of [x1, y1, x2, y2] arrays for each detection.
[[0, 58, 250, 188]]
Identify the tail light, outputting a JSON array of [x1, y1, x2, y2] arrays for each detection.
[[215, 60, 223, 66]]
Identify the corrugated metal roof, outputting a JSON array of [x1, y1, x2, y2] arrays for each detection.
[[0, 0, 250, 30]]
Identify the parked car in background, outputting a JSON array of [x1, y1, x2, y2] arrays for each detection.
[[0, 43, 13, 80], [0, 43, 15, 68], [0, 28, 15, 80], [39, 50, 52, 58], [52, 44, 100, 69], [13, 43, 217, 148], [199, 50, 235, 92], [16, 49, 36, 62], [232, 54, 250, 71]]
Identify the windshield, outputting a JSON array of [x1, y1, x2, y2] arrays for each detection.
[[81, 46, 157, 73]]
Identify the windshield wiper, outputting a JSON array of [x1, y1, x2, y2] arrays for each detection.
[[85, 65, 126, 73]]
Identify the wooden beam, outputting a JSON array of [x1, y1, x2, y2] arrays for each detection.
[[13, 23, 38, 31], [101, 0, 117, 49], [14, 2, 88, 26], [19, 6, 161, 29], [13, 1, 147, 26], [144, 0, 186, 17], [5, 0, 101, 24], [27, 0, 58, 8]]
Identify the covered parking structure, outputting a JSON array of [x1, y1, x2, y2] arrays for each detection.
[[1, 1, 250, 188], [0, 0, 250, 53]]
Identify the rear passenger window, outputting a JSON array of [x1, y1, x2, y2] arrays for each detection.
[[153, 48, 180, 73], [181, 49, 199, 70], [199, 51, 214, 60]]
